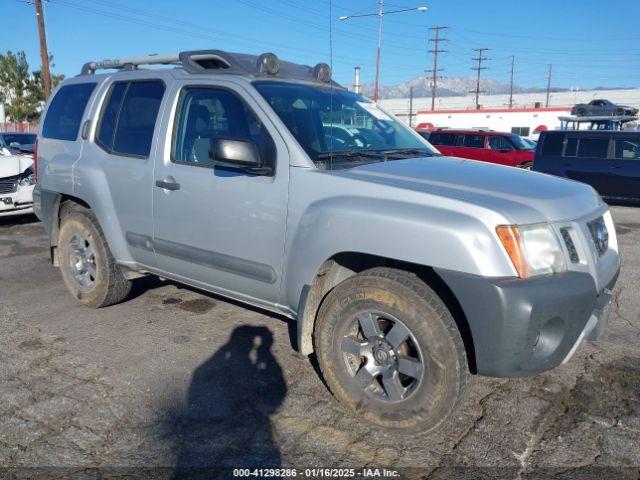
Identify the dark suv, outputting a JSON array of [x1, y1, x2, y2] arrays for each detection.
[[534, 130, 640, 202]]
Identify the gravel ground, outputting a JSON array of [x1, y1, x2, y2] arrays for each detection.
[[0, 206, 638, 479]]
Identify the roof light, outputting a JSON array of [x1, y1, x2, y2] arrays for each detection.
[[257, 53, 280, 76], [312, 63, 332, 83]]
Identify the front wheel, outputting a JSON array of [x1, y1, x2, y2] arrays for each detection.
[[58, 207, 131, 308], [517, 162, 533, 170], [314, 268, 470, 432]]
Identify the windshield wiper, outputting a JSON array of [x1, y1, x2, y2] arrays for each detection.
[[316, 150, 388, 159], [379, 148, 439, 157]]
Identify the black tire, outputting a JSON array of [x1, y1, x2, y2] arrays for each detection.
[[614, 109, 624, 116], [314, 267, 469, 433], [577, 108, 587, 117], [57, 206, 131, 308], [517, 161, 533, 170]]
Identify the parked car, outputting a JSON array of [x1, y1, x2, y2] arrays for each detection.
[[0, 132, 37, 156], [534, 130, 640, 203], [0, 154, 35, 217], [571, 99, 639, 117], [415, 129, 431, 141], [427, 129, 535, 169], [34, 50, 619, 432]]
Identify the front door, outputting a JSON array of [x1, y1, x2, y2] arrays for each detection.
[[610, 136, 640, 200], [152, 81, 289, 305]]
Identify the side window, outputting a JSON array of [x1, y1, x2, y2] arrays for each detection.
[[564, 137, 578, 157], [96, 83, 127, 150], [541, 132, 564, 156], [451, 134, 464, 146], [577, 138, 609, 159], [464, 134, 485, 149], [488, 136, 513, 150], [615, 138, 640, 160], [96, 80, 165, 158], [428, 133, 443, 145], [172, 87, 274, 167], [42, 83, 97, 141]]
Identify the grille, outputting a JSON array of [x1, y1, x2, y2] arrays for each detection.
[[587, 217, 609, 257], [560, 228, 580, 263], [0, 175, 19, 195]]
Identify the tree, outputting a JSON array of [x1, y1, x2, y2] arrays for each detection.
[[0, 50, 64, 123]]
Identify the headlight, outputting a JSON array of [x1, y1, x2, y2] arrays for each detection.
[[496, 223, 567, 278], [18, 167, 35, 187]]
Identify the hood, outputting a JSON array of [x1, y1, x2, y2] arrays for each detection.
[[0, 154, 34, 178], [331, 156, 602, 224]]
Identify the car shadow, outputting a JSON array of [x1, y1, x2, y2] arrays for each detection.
[[127, 275, 299, 350], [167, 325, 287, 479], [0, 213, 39, 228]]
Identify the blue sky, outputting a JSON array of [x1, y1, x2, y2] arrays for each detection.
[[2, 0, 639, 90]]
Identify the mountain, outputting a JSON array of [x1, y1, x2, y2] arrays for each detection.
[[357, 74, 563, 99]]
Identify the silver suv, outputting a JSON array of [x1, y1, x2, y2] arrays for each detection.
[[34, 50, 620, 432]]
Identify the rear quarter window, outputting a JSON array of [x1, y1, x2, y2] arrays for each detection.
[[42, 83, 97, 141]]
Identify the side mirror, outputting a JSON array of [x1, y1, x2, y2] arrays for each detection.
[[209, 138, 272, 175]]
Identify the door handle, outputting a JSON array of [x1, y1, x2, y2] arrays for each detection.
[[155, 179, 180, 191]]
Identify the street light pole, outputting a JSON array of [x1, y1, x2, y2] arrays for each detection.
[[340, 4, 427, 103], [373, 0, 384, 102]]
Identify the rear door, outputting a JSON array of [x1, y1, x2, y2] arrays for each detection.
[[610, 135, 640, 200], [563, 134, 613, 196], [81, 77, 166, 268], [460, 133, 486, 161]]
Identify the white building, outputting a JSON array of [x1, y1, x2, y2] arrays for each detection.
[[380, 88, 640, 139]]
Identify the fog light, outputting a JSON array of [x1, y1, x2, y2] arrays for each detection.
[[533, 317, 564, 359]]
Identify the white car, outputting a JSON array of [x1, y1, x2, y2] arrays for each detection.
[[0, 153, 35, 217]]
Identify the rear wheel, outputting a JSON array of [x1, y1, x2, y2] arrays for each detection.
[[58, 207, 131, 308], [577, 108, 587, 117], [315, 267, 469, 432]]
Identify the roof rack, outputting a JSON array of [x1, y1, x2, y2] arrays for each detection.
[[79, 49, 340, 86]]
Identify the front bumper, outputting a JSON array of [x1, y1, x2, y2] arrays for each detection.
[[0, 185, 34, 217], [436, 267, 619, 378]]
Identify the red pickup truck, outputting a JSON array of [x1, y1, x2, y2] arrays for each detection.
[[421, 129, 535, 169]]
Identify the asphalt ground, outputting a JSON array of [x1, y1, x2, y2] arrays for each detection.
[[0, 206, 639, 479]]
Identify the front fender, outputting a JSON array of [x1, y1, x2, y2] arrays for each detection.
[[282, 195, 515, 313]]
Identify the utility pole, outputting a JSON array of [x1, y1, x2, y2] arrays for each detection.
[[34, 0, 52, 100], [545, 64, 553, 107], [470, 48, 490, 110], [373, 0, 384, 102], [426, 25, 448, 111], [508, 55, 515, 109]]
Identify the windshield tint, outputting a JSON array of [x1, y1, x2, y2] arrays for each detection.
[[253, 81, 438, 168], [509, 134, 534, 150]]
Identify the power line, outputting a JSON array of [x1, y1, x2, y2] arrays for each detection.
[[470, 48, 490, 109], [425, 25, 448, 111]]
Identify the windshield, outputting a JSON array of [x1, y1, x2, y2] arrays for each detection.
[[509, 134, 534, 150], [253, 81, 439, 169]]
